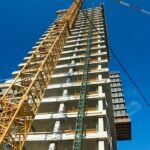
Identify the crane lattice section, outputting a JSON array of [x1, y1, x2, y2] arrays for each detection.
[[0, 0, 82, 149]]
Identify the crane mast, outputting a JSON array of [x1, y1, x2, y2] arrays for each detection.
[[0, 0, 82, 149]]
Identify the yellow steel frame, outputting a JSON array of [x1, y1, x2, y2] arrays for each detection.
[[0, 0, 82, 149]]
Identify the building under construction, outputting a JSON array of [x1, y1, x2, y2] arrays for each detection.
[[0, 0, 131, 150]]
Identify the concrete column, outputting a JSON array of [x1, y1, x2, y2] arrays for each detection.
[[49, 120, 61, 150], [98, 86, 103, 94], [77, 38, 81, 41], [98, 57, 101, 61], [53, 121, 61, 132], [98, 50, 101, 54], [73, 53, 76, 59], [71, 60, 75, 65], [98, 118, 104, 132], [76, 42, 79, 46], [98, 35, 101, 38], [98, 74, 102, 80], [63, 89, 68, 97], [98, 141, 105, 150], [98, 100, 103, 110], [98, 86, 103, 111], [48, 143, 56, 150], [75, 47, 78, 51], [98, 65, 101, 70], [69, 68, 73, 73], [58, 103, 65, 113], [97, 87, 103, 121]]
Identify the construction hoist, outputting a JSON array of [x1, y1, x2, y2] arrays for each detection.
[[73, 8, 94, 150]]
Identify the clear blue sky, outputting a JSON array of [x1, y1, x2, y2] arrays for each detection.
[[0, 0, 150, 149]]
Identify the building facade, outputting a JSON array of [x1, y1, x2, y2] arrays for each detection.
[[0, 4, 131, 150], [110, 72, 131, 140]]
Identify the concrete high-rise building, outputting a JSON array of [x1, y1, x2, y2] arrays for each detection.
[[0, 3, 131, 150]]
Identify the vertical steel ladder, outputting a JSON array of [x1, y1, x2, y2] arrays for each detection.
[[73, 8, 94, 150]]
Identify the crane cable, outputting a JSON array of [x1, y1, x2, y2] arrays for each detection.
[[113, 0, 150, 16], [74, 0, 150, 107]]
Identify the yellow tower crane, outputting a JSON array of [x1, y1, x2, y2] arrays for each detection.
[[0, 0, 82, 149]]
